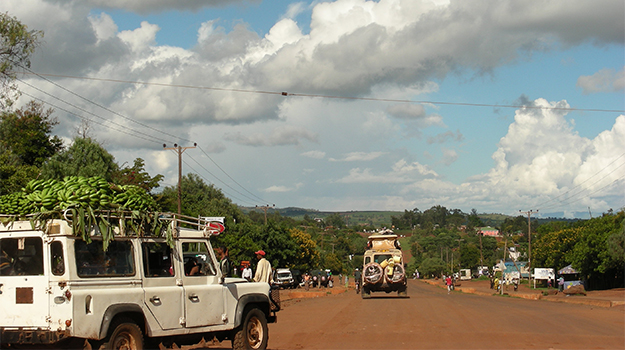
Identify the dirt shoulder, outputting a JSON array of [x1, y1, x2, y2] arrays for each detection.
[[423, 278, 625, 308]]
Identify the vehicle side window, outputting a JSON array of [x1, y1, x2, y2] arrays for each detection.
[[0, 237, 43, 276], [51, 241, 65, 276], [182, 241, 217, 276], [142, 242, 174, 277], [75, 240, 135, 277]]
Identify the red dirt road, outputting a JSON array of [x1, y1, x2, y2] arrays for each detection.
[[266, 279, 624, 350]]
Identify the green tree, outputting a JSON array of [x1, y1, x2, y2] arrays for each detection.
[[0, 12, 43, 109], [158, 173, 245, 223], [40, 137, 118, 181], [112, 158, 163, 193], [0, 101, 63, 166], [418, 257, 445, 278], [568, 211, 625, 289], [467, 208, 483, 230], [325, 213, 345, 229], [459, 244, 480, 270], [289, 228, 320, 271], [322, 253, 343, 274], [0, 146, 38, 195]]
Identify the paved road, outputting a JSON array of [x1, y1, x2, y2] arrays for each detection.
[[266, 279, 625, 350]]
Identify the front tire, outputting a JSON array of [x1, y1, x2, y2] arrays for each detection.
[[104, 317, 144, 350], [232, 308, 268, 350]]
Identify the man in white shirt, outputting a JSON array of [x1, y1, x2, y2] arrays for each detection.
[[253, 250, 273, 284], [242, 264, 253, 281]]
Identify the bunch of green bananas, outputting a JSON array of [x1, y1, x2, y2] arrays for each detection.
[[1, 177, 170, 251], [0, 192, 36, 215], [0, 176, 158, 216], [112, 184, 157, 211]]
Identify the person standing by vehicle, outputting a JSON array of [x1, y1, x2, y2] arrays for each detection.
[[242, 263, 253, 281], [253, 250, 273, 284], [304, 272, 310, 291], [218, 246, 232, 283], [446, 275, 453, 294]]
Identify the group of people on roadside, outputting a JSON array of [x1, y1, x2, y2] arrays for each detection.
[[184, 246, 273, 285]]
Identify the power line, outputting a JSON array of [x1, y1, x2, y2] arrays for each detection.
[[20, 68, 193, 145], [18, 78, 172, 144], [537, 162, 625, 211], [197, 146, 270, 204], [23, 71, 625, 114], [16, 72, 267, 206], [180, 157, 256, 206], [185, 152, 269, 205], [20, 90, 163, 145], [539, 174, 625, 212], [534, 153, 625, 210]]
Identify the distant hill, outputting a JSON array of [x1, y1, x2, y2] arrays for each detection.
[[239, 206, 588, 227], [240, 206, 401, 227]]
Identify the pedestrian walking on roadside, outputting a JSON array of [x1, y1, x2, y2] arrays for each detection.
[[446, 275, 453, 294]]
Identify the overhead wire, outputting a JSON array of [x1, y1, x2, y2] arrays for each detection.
[[176, 154, 256, 206], [23, 71, 625, 114], [185, 152, 267, 205], [197, 146, 271, 204], [17, 77, 172, 144], [20, 90, 163, 145], [16, 71, 271, 206], [21, 68, 192, 145], [17, 71, 625, 211], [539, 174, 625, 211], [534, 153, 625, 211]]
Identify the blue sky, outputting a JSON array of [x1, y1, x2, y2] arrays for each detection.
[[4, 0, 624, 218]]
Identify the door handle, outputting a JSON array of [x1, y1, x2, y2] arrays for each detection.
[[149, 296, 161, 305], [188, 294, 199, 302]]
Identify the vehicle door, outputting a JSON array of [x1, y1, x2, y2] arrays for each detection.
[[181, 240, 224, 328], [0, 235, 48, 328], [141, 240, 184, 330], [47, 239, 72, 331]]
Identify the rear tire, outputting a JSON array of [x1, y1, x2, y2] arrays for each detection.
[[104, 317, 144, 350], [361, 286, 371, 299], [232, 308, 268, 350]]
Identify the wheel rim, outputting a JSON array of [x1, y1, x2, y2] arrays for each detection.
[[246, 316, 265, 349], [112, 331, 137, 350]]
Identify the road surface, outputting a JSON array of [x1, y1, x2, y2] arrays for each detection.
[[264, 279, 624, 350]]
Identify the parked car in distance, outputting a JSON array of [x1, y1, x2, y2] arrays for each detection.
[[273, 268, 297, 289]]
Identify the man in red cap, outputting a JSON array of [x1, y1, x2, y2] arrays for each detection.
[[253, 250, 273, 284]]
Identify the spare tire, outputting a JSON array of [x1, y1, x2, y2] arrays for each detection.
[[384, 263, 406, 284], [363, 263, 383, 285]]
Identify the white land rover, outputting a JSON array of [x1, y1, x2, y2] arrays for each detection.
[[0, 213, 279, 350]]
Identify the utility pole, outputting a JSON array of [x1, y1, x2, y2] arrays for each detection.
[[256, 204, 275, 225], [519, 209, 538, 288], [163, 143, 196, 215]]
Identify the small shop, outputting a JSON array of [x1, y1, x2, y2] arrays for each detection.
[[558, 264, 583, 289]]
